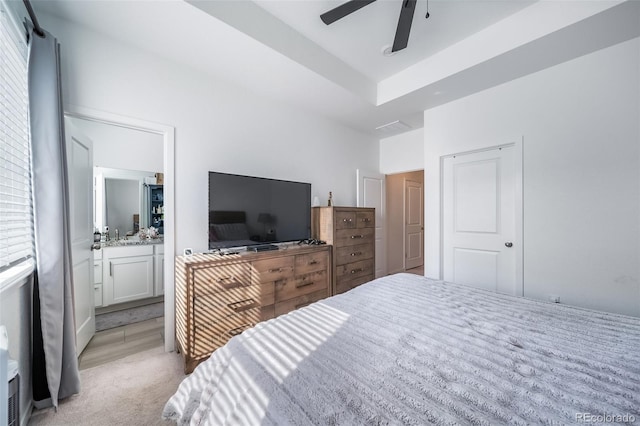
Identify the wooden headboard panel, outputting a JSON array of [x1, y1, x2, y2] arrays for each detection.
[[209, 210, 246, 224]]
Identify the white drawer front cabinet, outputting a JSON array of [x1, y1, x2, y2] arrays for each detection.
[[102, 245, 155, 306]]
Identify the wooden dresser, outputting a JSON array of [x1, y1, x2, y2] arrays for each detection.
[[175, 245, 331, 373], [312, 206, 375, 295]]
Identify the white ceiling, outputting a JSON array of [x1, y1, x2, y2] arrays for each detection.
[[252, 0, 535, 82], [31, 0, 639, 137]]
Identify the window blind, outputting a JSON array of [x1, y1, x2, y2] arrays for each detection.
[[0, 2, 34, 273]]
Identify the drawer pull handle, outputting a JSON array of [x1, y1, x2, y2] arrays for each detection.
[[361, 218, 371, 222], [109, 262, 113, 276], [350, 251, 362, 257], [216, 276, 232, 282], [350, 268, 363, 274], [228, 325, 250, 336], [227, 298, 257, 313], [268, 268, 282, 273], [296, 279, 314, 288], [342, 218, 352, 223], [350, 235, 364, 239], [220, 280, 244, 290], [308, 260, 318, 265]]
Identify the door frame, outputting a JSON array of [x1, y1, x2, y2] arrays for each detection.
[[65, 105, 176, 352], [356, 169, 386, 277], [439, 139, 524, 296]]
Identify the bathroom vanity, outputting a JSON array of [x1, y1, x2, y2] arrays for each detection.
[[95, 240, 164, 307], [92, 166, 165, 308]]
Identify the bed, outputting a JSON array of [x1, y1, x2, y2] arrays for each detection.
[[163, 273, 640, 425]]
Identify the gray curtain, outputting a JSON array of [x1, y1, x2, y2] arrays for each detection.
[[27, 23, 80, 409]]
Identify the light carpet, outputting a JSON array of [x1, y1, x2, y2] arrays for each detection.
[[29, 346, 186, 426], [96, 302, 164, 331]]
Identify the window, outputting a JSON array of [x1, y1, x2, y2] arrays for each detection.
[[0, 0, 34, 285]]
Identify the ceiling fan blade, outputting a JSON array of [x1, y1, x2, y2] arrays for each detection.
[[320, 0, 377, 25], [391, 0, 417, 52]]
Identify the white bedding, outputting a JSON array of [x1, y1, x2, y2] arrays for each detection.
[[163, 273, 640, 425]]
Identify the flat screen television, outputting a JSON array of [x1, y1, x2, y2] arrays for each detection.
[[208, 172, 311, 250]]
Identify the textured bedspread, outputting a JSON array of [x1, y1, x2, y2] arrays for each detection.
[[163, 273, 640, 425]]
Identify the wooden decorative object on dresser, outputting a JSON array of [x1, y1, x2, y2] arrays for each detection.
[[175, 245, 331, 373], [311, 206, 375, 295]]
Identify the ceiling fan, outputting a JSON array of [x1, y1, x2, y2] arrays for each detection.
[[320, 0, 428, 53]]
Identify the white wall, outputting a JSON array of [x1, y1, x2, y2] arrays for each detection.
[[379, 128, 424, 174], [424, 38, 640, 317], [40, 13, 379, 255], [71, 118, 164, 173]]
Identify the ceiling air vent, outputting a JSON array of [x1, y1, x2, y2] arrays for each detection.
[[375, 120, 412, 135]]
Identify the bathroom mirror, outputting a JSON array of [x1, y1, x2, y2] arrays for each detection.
[[94, 167, 157, 237]]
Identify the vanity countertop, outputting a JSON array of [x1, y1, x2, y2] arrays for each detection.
[[101, 237, 163, 248]]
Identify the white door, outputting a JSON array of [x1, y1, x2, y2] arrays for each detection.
[[65, 119, 96, 355], [404, 179, 423, 270], [443, 145, 520, 295], [357, 169, 385, 277]]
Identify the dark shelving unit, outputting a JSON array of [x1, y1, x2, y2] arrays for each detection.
[[147, 184, 164, 234]]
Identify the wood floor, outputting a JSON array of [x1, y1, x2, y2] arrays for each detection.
[[79, 317, 164, 370]]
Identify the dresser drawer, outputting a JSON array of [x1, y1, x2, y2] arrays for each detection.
[[242, 282, 275, 306], [335, 273, 374, 295], [335, 227, 375, 247], [356, 210, 375, 228], [336, 258, 374, 283], [258, 281, 275, 306], [335, 211, 357, 229], [261, 305, 275, 321], [193, 311, 259, 357], [295, 251, 328, 275], [274, 288, 327, 316], [252, 256, 294, 282], [275, 270, 328, 302], [335, 243, 374, 266], [194, 286, 261, 321], [193, 263, 252, 295]]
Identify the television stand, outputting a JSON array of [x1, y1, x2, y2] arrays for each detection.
[[176, 245, 331, 373], [250, 244, 279, 252]]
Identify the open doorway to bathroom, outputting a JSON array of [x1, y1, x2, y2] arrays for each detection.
[[66, 115, 168, 369], [386, 170, 424, 276]]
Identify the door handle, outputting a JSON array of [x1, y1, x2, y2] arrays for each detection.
[[505, 242, 513, 248]]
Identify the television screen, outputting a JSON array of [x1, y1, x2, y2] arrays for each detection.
[[208, 172, 311, 250]]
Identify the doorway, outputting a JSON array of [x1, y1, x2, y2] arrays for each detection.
[[385, 170, 424, 275], [65, 106, 175, 357]]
